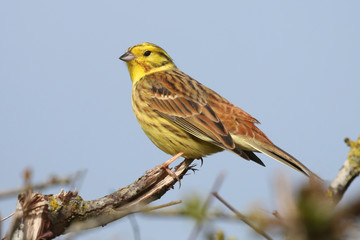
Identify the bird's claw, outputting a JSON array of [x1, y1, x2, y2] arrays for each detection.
[[160, 152, 184, 188]]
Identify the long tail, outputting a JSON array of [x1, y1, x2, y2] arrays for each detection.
[[236, 141, 320, 179]]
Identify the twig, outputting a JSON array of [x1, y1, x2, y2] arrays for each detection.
[[0, 170, 86, 199], [188, 172, 226, 240], [143, 209, 256, 223], [213, 192, 273, 240], [143, 200, 182, 212], [128, 215, 140, 240], [1, 213, 15, 222]]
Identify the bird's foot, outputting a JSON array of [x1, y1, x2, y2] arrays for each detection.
[[160, 152, 184, 188]]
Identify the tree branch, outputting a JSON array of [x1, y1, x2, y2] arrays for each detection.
[[5, 153, 195, 240], [4, 137, 360, 240], [0, 170, 86, 199], [327, 137, 360, 204]]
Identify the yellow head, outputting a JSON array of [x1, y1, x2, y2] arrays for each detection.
[[119, 43, 176, 84]]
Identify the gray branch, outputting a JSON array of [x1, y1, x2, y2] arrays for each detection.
[[327, 137, 360, 204], [5, 153, 194, 240]]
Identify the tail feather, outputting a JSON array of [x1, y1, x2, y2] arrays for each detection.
[[243, 150, 265, 167], [266, 145, 309, 176], [230, 145, 266, 166], [245, 141, 318, 178], [226, 137, 321, 180]]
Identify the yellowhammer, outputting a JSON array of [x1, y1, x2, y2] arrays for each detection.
[[120, 42, 315, 177]]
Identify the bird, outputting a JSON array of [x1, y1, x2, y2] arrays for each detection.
[[119, 42, 316, 177]]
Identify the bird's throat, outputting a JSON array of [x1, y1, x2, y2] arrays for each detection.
[[127, 61, 176, 84]]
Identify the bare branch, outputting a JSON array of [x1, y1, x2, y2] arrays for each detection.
[[188, 172, 226, 240], [0, 170, 86, 199], [4, 137, 360, 240], [213, 192, 273, 240], [328, 137, 360, 204], [143, 200, 182, 212], [5, 154, 195, 240]]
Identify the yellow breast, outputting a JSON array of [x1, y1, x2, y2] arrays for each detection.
[[131, 82, 222, 159]]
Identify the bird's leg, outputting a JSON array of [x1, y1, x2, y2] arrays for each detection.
[[160, 152, 184, 187], [162, 152, 184, 168]]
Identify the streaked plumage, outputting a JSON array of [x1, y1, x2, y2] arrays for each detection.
[[120, 42, 316, 177]]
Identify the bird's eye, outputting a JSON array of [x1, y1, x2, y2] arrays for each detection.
[[143, 51, 151, 57]]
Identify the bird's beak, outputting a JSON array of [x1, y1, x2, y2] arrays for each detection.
[[119, 51, 135, 62]]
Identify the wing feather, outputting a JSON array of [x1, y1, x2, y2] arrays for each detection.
[[145, 73, 236, 151]]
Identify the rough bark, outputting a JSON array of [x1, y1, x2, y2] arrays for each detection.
[[6, 154, 194, 240]]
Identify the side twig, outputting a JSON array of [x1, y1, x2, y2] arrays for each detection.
[[213, 192, 273, 240], [0, 170, 86, 199]]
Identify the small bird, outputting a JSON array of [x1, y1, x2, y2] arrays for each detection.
[[120, 42, 315, 177]]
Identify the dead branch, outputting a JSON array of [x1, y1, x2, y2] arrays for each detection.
[[213, 192, 273, 240], [0, 170, 86, 199], [5, 153, 195, 240], [3, 137, 360, 240]]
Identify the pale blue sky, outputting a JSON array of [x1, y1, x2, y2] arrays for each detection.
[[1, 1, 359, 239]]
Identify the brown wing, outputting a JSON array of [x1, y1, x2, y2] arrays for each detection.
[[207, 89, 316, 177], [146, 72, 234, 149], [142, 70, 256, 161], [207, 90, 273, 145]]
